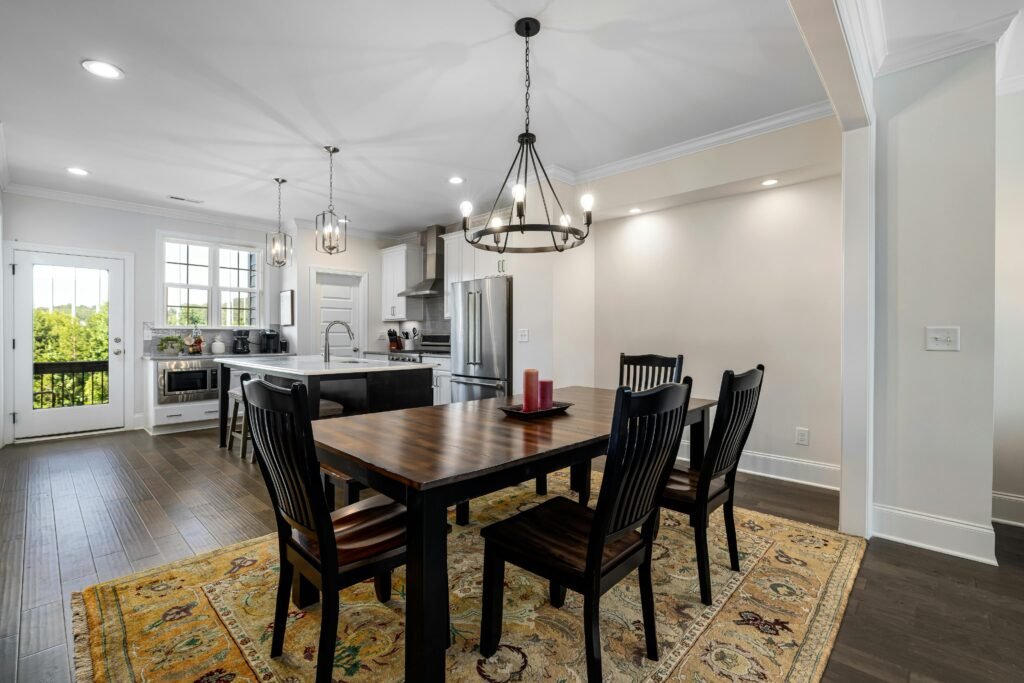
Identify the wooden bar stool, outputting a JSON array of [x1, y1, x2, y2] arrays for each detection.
[[227, 387, 250, 460]]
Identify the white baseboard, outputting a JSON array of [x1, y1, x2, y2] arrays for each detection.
[[677, 441, 840, 490], [871, 503, 998, 566], [993, 491, 1024, 528]]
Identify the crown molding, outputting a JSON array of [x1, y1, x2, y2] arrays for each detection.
[[0, 123, 11, 191], [876, 12, 1017, 76], [564, 100, 834, 184], [4, 183, 278, 232]]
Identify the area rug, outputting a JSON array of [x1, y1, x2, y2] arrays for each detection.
[[73, 471, 864, 682]]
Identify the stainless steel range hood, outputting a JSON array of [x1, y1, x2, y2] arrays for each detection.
[[398, 225, 445, 297]]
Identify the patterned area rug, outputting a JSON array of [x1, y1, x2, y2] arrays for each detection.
[[73, 471, 864, 682]]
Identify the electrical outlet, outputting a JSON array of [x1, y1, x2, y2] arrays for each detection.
[[518, 328, 529, 343], [795, 427, 810, 446]]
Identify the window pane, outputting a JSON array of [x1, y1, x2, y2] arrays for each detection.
[[187, 265, 208, 285], [219, 268, 238, 288], [218, 248, 256, 293], [189, 245, 209, 266], [165, 263, 184, 284], [220, 291, 255, 327], [165, 242, 184, 263], [167, 287, 182, 306]]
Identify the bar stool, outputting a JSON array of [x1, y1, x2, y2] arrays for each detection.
[[227, 387, 250, 460]]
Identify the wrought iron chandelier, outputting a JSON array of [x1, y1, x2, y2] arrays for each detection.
[[266, 178, 292, 268], [315, 145, 347, 255], [460, 17, 594, 254]]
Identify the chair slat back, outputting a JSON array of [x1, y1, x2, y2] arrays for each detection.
[[619, 353, 684, 391], [591, 379, 692, 555], [241, 375, 329, 539], [702, 365, 765, 480]]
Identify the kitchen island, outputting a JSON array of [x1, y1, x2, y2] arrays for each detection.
[[215, 355, 434, 447]]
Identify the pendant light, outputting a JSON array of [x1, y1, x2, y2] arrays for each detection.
[[459, 17, 593, 254], [266, 178, 292, 268], [315, 145, 347, 255]]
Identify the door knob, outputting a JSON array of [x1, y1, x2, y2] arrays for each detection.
[[113, 349, 123, 356], [114, 337, 122, 343]]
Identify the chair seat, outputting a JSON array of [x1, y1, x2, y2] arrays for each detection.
[[481, 496, 644, 579], [291, 494, 405, 567], [660, 467, 729, 509]]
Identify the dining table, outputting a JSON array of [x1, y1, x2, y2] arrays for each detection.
[[310, 385, 716, 682]]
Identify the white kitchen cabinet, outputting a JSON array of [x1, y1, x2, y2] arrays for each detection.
[[474, 247, 514, 280], [433, 371, 452, 405], [380, 243, 423, 322], [441, 232, 477, 318]]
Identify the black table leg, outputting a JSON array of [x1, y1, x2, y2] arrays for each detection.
[[689, 406, 711, 470], [405, 489, 449, 682], [218, 365, 231, 447], [291, 572, 320, 609], [571, 461, 592, 507], [455, 501, 469, 525]]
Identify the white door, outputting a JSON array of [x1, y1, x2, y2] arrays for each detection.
[[12, 250, 126, 438], [314, 271, 362, 358]]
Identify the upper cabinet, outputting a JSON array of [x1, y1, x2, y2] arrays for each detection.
[[380, 243, 424, 322], [441, 231, 516, 318]]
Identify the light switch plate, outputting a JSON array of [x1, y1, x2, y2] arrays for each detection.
[[795, 427, 810, 446], [925, 326, 960, 351], [518, 328, 529, 343]]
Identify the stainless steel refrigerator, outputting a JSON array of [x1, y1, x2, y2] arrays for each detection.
[[450, 276, 512, 402]]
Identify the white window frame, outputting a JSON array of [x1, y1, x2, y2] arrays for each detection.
[[158, 234, 264, 329]]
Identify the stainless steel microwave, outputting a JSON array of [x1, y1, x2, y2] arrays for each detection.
[[157, 359, 218, 404]]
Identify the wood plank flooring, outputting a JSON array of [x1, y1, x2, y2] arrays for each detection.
[[0, 429, 1021, 681]]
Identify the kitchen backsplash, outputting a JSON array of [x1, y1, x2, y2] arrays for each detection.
[[399, 296, 450, 336]]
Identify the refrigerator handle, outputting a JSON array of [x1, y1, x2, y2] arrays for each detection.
[[464, 290, 474, 366], [476, 289, 483, 365]]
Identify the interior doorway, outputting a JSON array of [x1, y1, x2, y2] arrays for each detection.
[[308, 268, 368, 358]]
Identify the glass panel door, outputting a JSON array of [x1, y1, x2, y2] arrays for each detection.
[[13, 250, 125, 438]]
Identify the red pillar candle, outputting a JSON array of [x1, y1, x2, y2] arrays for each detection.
[[539, 380, 554, 410], [523, 369, 540, 412]]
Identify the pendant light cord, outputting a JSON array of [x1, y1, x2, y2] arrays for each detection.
[[276, 180, 282, 230], [524, 35, 531, 133], [328, 150, 335, 212]]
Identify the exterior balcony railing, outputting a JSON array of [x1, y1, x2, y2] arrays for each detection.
[[33, 360, 110, 409]]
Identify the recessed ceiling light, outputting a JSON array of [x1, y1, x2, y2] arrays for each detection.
[[629, 208, 642, 214], [81, 60, 125, 80], [761, 178, 779, 187], [66, 167, 89, 176], [449, 176, 464, 185]]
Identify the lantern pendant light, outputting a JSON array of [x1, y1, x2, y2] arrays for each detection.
[[315, 145, 348, 255], [459, 17, 593, 254], [266, 178, 292, 268]]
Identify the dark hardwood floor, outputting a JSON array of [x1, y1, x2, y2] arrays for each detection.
[[0, 429, 1021, 682]]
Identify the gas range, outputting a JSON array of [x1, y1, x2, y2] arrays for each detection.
[[383, 333, 450, 363]]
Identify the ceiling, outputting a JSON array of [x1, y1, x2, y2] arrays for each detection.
[[0, 1, 828, 234]]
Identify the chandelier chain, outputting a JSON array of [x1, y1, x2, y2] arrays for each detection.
[[524, 35, 531, 132], [276, 180, 282, 229]]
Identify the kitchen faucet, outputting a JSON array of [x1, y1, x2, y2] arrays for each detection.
[[323, 321, 356, 362]]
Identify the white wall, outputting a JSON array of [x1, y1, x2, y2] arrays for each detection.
[[593, 177, 843, 485], [1, 192, 284, 424], [994, 90, 1024, 527], [872, 47, 997, 563]]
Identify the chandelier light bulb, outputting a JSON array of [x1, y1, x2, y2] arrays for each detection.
[[490, 216, 503, 228], [460, 201, 473, 218], [580, 194, 595, 211], [559, 214, 570, 227], [512, 184, 526, 203]]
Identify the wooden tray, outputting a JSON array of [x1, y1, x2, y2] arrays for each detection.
[[499, 401, 573, 419]]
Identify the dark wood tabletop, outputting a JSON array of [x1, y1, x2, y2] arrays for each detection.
[[312, 386, 717, 491], [310, 384, 716, 683]]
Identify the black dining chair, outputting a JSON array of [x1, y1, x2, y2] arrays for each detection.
[[659, 365, 764, 605], [240, 374, 409, 683], [533, 352, 685, 499], [480, 379, 693, 681], [619, 352, 685, 390]]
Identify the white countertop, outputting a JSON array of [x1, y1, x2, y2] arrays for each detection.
[[214, 354, 437, 377]]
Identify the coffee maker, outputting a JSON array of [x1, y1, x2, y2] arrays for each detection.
[[259, 329, 280, 353], [232, 329, 251, 354]]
